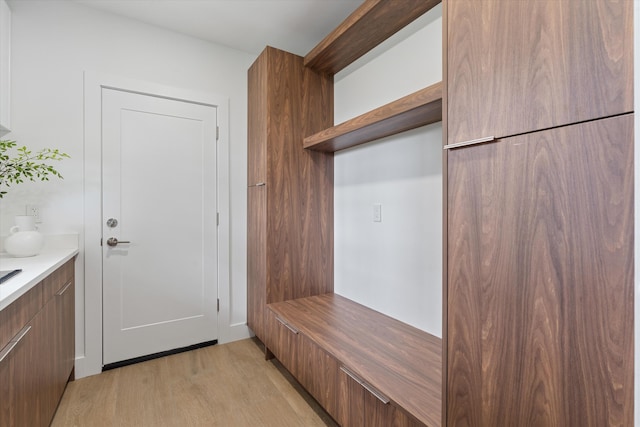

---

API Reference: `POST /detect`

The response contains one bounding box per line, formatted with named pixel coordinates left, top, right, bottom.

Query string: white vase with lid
left=4, top=215, right=44, bottom=257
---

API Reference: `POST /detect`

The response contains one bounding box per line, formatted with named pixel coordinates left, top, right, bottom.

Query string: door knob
left=106, top=237, right=131, bottom=247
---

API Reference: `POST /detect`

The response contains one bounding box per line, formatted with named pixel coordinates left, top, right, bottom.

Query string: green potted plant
left=0, top=139, right=69, bottom=198
left=0, top=140, right=70, bottom=256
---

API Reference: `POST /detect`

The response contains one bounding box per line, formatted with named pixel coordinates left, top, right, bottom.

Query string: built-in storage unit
left=0, top=258, right=76, bottom=427
left=444, top=1, right=634, bottom=425
left=247, top=46, right=334, bottom=345
left=268, top=294, right=441, bottom=427
left=249, top=0, right=633, bottom=426
left=0, top=0, right=11, bottom=135
left=247, top=1, right=442, bottom=426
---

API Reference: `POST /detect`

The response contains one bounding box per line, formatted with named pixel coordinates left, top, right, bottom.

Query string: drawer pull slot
left=444, top=135, right=496, bottom=150
left=0, top=326, right=32, bottom=364
left=340, top=366, right=390, bottom=404
left=56, top=281, right=73, bottom=296
left=275, top=316, right=299, bottom=335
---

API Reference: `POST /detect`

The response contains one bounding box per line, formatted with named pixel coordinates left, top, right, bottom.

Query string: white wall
left=333, top=5, right=442, bottom=336
left=2, top=0, right=255, bottom=377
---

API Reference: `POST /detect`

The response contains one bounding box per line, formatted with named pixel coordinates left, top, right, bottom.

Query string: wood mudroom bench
left=266, top=293, right=441, bottom=427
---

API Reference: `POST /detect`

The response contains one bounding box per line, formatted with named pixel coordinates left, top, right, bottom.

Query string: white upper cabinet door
left=0, top=0, right=10, bottom=135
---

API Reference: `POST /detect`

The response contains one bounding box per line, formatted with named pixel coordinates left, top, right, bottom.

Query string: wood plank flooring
left=51, top=338, right=338, bottom=427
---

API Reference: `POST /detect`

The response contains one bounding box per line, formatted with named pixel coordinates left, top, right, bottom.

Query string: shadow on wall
left=334, top=122, right=442, bottom=186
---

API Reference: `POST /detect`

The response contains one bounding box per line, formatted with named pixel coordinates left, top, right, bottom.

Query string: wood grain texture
left=304, top=82, right=443, bottom=152
left=52, top=339, right=338, bottom=427
left=247, top=46, right=334, bottom=344
left=299, top=333, right=340, bottom=420
left=9, top=302, right=55, bottom=427
left=54, top=280, right=75, bottom=411
left=269, top=293, right=442, bottom=427
left=261, top=47, right=334, bottom=303
left=247, top=49, right=267, bottom=186
left=0, top=282, right=42, bottom=351
left=339, top=371, right=365, bottom=427
left=446, top=115, right=634, bottom=426
left=447, top=0, right=633, bottom=145
left=247, top=186, right=267, bottom=341
left=440, top=1, right=449, bottom=425
left=265, top=309, right=301, bottom=379
left=304, top=0, right=441, bottom=74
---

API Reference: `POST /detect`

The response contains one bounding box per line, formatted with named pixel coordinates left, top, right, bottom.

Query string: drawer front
left=42, top=259, right=74, bottom=304
left=266, top=309, right=301, bottom=377
left=0, top=284, right=42, bottom=350
left=298, top=334, right=340, bottom=421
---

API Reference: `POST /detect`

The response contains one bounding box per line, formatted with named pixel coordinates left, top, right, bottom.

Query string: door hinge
left=216, top=126, right=220, bottom=141
left=217, top=298, right=220, bottom=312
left=216, top=212, right=220, bottom=226
left=100, top=238, right=103, bottom=246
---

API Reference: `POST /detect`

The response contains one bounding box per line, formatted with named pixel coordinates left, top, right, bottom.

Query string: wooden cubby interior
left=260, top=0, right=444, bottom=426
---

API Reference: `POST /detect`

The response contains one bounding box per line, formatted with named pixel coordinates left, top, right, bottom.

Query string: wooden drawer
left=298, top=334, right=341, bottom=421
left=1, top=259, right=75, bottom=350
left=0, top=283, right=42, bottom=350
left=339, top=365, right=423, bottom=427
left=42, top=259, right=74, bottom=305
left=266, top=308, right=301, bottom=378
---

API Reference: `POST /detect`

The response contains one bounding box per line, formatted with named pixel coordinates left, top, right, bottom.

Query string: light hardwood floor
left=52, top=338, right=338, bottom=427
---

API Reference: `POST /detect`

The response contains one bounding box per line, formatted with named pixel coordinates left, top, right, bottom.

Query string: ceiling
left=72, top=0, right=363, bottom=56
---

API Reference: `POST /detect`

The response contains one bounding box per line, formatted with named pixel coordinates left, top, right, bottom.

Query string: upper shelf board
left=304, top=0, right=441, bottom=75
left=304, top=81, right=442, bottom=152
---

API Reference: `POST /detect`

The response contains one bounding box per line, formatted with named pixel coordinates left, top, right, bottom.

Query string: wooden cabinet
left=268, top=294, right=441, bottom=426
left=0, top=0, right=10, bottom=134
left=246, top=46, right=334, bottom=344
left=446, top=0, right=633, bottom=145
left=445, top=1, right=634, bottom=425
left=0, top=259, right=76, bottom=427
left=446, top=116, right=634, bottom=426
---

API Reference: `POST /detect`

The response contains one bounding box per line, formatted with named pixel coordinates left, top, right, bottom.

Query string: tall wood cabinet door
left=247, top=186, right=267, bottom=340
left=247, top=48, right=267, bottom=186
left=446, top=115, right=633, bottom=426
left=447, top=0, right=633, bottom=145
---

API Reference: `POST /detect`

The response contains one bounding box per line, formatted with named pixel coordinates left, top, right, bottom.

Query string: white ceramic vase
left=5, top=215, right=44, bottom=257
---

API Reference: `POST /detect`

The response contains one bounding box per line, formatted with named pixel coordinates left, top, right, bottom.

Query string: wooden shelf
left=268, top=293, right=442, bottom=427
left=304, top=0, right=441, bottom=75
left=304, top=81, right=442, bottom=152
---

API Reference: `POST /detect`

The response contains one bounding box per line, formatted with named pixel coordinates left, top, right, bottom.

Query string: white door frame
left=80, top=72, right=231, bottom=378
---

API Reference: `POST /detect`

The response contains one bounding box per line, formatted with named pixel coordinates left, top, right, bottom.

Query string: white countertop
left=0, top=243, right=78, bottom=311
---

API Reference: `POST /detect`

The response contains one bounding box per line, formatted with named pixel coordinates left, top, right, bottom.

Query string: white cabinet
left=0, top=0, right=10, bottom=135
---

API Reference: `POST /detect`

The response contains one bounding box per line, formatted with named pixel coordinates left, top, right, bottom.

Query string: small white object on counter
left=0, top=234, right=79, bottom=311
left=4, top=215, right=45, bottom=257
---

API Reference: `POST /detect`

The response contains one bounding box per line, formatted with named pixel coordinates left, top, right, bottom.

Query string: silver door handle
left=107, top=237, right=131, bottom=247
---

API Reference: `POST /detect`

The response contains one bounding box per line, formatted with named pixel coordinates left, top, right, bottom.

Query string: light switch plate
left=373, top=204, right=382, bottom=222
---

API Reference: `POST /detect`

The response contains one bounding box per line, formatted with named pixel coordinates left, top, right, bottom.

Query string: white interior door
left=102, top=88, right=218, bottom=365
